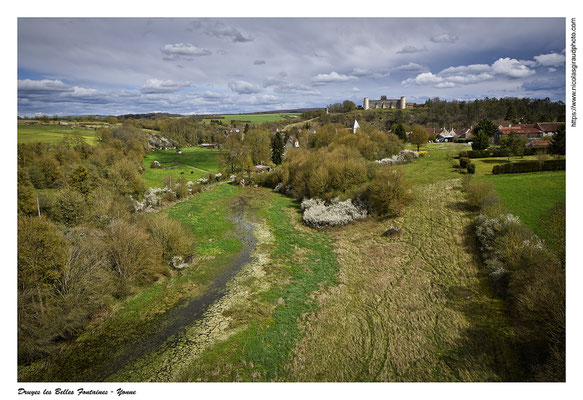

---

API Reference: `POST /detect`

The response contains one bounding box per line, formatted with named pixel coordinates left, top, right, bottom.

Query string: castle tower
left=363, top=97, right=369, bottom=110
left=400, top=96, right=406, bottom=110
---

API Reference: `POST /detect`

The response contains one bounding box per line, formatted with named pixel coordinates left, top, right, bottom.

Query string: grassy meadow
left=483, top=171, right=565, bottom=239
left=201, top=113, right=301, bottom=125
left=18, top=123, right=100, bottom=145
left=404, top=143, right=565, bottom=239
left=142, top=147, right=221, bottom=188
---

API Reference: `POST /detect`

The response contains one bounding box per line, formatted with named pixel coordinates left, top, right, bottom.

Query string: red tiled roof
left=529, top=140, right=552, bottom=147
left=425, top=128, right=440, bottom=134
left=499, top=127, right=543, bottom=135
left=536, top=122, right=561, bottom=132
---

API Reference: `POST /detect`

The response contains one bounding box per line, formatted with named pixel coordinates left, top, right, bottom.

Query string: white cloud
left=352, top=87, right=360, bottom=92
left=402, top=57, right=533, bottom=88
left=436, top=82, right=456, bottom=88
left=548, top=67, right=557, bottom=72
left=228, top=80, right=261, bottom=94
left=534, top=52, right=565, bottom=67
left=70, top=86, right=100, bottom=98
left=311, top=71, right=356, bottom=85
left=491, top=57, right=535, bottom=78
left=18, top=79, right=73, bottom=93
left=439, top=64, right=491, bottom=76
left=396, top=45, right=427, bottom=54
left=161, top=43, right=212, bottom=60
left=393, top=62, right=425, bottom=72
left=201, top=91, right=225, bottom=100
left=519, top=59, right=538, bottom=67
left=430, top=33, right=458, bottom=43
left=141, top=79, right=191, bottom=93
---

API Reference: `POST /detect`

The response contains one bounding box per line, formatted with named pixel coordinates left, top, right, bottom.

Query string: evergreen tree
left=471, top=129, right=490, bottom=150
left=271, top=131, right=284, bottom=165
left=472, top=118, right=498, bottom=137
left=393, top=123, right=407, bottom=142
left=505, top=104, right=518, bottom=123
left=550, top=124, right=566, bottom=156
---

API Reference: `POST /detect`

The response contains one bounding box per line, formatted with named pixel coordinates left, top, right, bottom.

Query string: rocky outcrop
left=146, top=134, right=178, bottom=150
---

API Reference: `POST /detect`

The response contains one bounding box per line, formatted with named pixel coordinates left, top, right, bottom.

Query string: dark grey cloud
left=140, top=79, right=191, bottom=94
left=161, top=43, right=212, bottom=60
left=396, top=45, right=428, bottom=54
left=18, top=79, right=74, bottom=94
left=194, top=20, right=253, bottom=42
left=253, top=59, right=266, bottom=65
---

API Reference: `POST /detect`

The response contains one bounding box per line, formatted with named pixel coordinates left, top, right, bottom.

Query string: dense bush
left=142, top=213, right=193, bottom=264
left=102, top=219, right=165, bottom=283
left=492, top=159, right=565, bottom=174
left=464, top=180, right=498, bottom=209
left=459, top=157, right=470, bottom=168
left=365, top=166, right=412, bottom=216
left=275, top=145, right=369, bottom=201
left=466, top=162, right=476, bottom=174
left=301, top=197, right=367, bottom=227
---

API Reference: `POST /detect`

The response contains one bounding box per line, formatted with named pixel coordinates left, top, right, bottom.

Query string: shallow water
left=97, top=201, right=257, bottom=380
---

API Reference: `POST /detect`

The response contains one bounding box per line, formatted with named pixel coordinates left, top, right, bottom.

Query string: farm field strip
left=142, top=147, right=221, bottom=188
left=18, top=124, right=99, bottom=145
left=201, top=113, right=302, bottom=125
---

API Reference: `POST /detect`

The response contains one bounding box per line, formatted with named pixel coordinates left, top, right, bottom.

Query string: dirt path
left=101, top=198, right=267, bottom=381
left=288, top=179, right=519, bottom=381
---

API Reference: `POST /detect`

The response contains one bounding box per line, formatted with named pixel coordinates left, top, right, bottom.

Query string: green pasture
left=484, top=171, right=565, bottom=239
left=401, top=142, right=470, bottom=185
left=142, top=147, right=221, bottom=188
left=18, top=124, right=99, bottom=145
left=401, top=143, right=565, bottom=239
left=201, top=113, right=302, bottom=125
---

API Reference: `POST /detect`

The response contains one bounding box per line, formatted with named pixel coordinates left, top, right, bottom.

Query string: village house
left=494, top=123, right=545, bottom=143
left=526, top=139, right=552, bottom=148
left=286, top=135, right=300, bottom=149
left=436, top=127, right=457, bottom=142
left=535, top=122, right=561, bottom=136
left=455, top=128, right=472, bottom=140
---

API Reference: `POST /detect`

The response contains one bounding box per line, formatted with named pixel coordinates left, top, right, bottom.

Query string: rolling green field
left=201, top=113, right=301, bottom=125
left=18, top=124, right=100, bottom=145
left=142, top=147, right=221, bottom=188
left=484, top=171, right=565, bottom=239
left=402, top=143, right=565, bottom=240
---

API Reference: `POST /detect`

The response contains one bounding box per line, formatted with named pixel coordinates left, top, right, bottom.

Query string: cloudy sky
left=17, top=18, right=566, bottom=116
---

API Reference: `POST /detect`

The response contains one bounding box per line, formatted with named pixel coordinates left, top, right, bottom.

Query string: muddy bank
left=97, top=197, right=257, bottom=381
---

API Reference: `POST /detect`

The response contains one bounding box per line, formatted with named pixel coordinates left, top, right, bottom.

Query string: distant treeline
left=305, top=97, right=565, bottom=132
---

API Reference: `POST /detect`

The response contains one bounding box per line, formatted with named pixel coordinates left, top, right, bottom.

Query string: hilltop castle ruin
left=363, top=96, right=406, bottom=110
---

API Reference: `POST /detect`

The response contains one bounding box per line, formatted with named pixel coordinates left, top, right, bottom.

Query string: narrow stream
left=97, top=199, right=257, bottom=380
